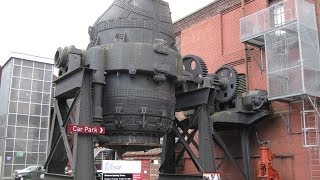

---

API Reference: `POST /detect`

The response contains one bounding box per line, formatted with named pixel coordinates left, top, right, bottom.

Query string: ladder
left=302, top=96, right=319, bottom=147
left=309, top=148, right=320, bottom=180
left=301, top=95, right=320, bottom=179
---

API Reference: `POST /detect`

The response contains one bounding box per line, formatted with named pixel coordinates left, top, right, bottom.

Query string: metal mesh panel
left=252, top=0, right=320, bottom=100
left=299, top=24, right=320, bottom=70
left=265, top=24, right=300, bottom=73
left=268, top=66, right=303, bottom=99
left=304, top=68, right=320, bottom=98
left=240, top=0, right=297, bottom=42
left=297, top=0, right=317, bottom=29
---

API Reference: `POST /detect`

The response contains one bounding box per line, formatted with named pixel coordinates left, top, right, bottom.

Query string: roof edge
left=3, top=52, right=54, bottom=66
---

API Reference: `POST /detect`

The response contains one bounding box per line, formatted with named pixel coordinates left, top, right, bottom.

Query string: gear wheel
left=214, top=65, right=239, bottom=103
left=182, top=55, right=208, bottom=81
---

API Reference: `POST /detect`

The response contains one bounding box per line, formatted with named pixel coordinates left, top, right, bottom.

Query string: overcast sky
left=0, top=0, right=214, bottom=65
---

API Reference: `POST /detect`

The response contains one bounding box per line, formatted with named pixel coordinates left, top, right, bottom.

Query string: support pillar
left=241, top=127, right=252, bottom=180
left=73, top=70, right=95, bottom=180
left=198, top=104, right=216, bottom=172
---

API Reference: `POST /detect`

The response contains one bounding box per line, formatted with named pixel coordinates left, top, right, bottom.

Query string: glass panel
left=11, top=77, right=20, bottom=89
left=16, top=127, right=28, bottom=139
left=6, top=139, right=14, bottom=151
left=38, top=153, right=47, bottom=164
left=42, top=105, right=49, bottom=116
left=5, top=152, right=13, bottom=164
left=30, top=104, right=41, bottom=115
left=3, top=165, right=12, bottom=177
left=34, top=62, right=45, bottom=69
left=41, top=117, right=49, bottom=128
left=13, top=65, right=21, bottom=77
left=26, top=153, right=38, bottom=164
left=32, top=80, right=43, bottom=92
left=21, top=67, right=33, bottom=79
left=14, top=58, right=22, bottom=65
left=14, top=152, right=26, bottom=164
left=18, top=102, right=29, bottom=114
left=8, top=114, right=16, bottom=126
left=44, top=70, right=52, bottom=81
left=31, top=92, right=42, bottom=104
left=19, top=90, right=31, bottom=102
left=43, top=82, right=51, bottom=93
left=6, top=126, right=15, bottom=138
left=15, top=139, right=27, bottom=151
left=9, top=101, right=17, bottom=113
left=27, top=140, right=39, bottom=152
left=28, top=128, right=39, bottom=140
left=42, top=93, right=50, bottom=104
left=17, top=115, right=29, bottom=126
left=22, top=60, right=33, bottom=67
left=20, top=79, right=32, bottom=90
left=39, top=141, right=47, bottom=152
left=29, top=116, right=40, bottom=128
left=45, top=64, right=52, bottom=70
left=33, top=69, right=44, bottom=80
left=10, top=89, right=18, bottom=101
left=40, top=129, right=48, bottom=140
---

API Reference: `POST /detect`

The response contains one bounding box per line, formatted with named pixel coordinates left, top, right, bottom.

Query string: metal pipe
left=241, top=0, right=249, bottom=92
left=85, top=47, right=106, bottom=124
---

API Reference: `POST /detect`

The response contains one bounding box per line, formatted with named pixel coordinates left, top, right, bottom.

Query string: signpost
left=67, top=124, right=106, bottom=135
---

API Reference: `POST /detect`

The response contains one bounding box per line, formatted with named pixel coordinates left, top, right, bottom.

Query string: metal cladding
left=88, top=0, right=181, bottom=151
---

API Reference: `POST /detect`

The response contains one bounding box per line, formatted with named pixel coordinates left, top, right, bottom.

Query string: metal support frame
left=160, top=87, right=253, bottom=179
left=45, top=68, right=95, bottom=180
left=212, top=128, right=245, bottom=177
left=160, top=88, right=216, bottom=179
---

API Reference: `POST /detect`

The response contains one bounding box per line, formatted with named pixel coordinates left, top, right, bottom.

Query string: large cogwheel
left=182, top=55, right=208, bottom=81
left=214, top=65, right=239, bottom=103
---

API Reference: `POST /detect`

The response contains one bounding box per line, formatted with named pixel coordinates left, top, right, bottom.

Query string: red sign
left=67, top=124, right=106, bottom=135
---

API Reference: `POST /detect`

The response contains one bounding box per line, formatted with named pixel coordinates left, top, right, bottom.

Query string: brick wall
left=174, top=0, right=315, bottom=179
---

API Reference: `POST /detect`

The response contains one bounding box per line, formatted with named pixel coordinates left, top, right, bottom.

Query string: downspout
left=241, top=0, right=249, bottom=92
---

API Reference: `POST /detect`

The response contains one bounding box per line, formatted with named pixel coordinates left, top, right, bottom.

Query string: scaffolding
left=241, top=0, right=320, bottom=179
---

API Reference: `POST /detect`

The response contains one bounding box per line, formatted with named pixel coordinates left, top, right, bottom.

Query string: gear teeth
left=182, top=55, right=208, bottom=80
left=198, top=60, right=208, bottom=77
left=214, top=65, right=239, bottom=103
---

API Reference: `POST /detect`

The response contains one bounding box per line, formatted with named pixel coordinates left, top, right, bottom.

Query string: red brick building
left=174, top=0, right=318, bottom=179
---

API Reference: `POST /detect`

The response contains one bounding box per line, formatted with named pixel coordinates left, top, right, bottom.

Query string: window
left=273, top=3, right=286, bottom=35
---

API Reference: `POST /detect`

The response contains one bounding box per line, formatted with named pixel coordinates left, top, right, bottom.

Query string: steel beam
left=241, top=128, right=252, bottom=180
left=173, top=127, right=203, bottom=172
left=198, top=104, right=216, bottom=172
left=212, top=127, right=245, bottom=177
left=176, top=88, right=210, bottom=111
left=72, top=70, right=95, bottom=180
left=160, top=130, right=176, bottom=174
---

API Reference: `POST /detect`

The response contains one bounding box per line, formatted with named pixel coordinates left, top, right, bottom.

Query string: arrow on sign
left=67, top=124, right=106, bottom=135
left=100, top=127, right=104, bottom=133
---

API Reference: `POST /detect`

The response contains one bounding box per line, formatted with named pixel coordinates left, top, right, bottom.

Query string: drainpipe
left=241, top=0, right=249, bottom=92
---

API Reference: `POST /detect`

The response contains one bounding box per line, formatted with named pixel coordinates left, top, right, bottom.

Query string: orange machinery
left=258, top=145, right=280, bottom=180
